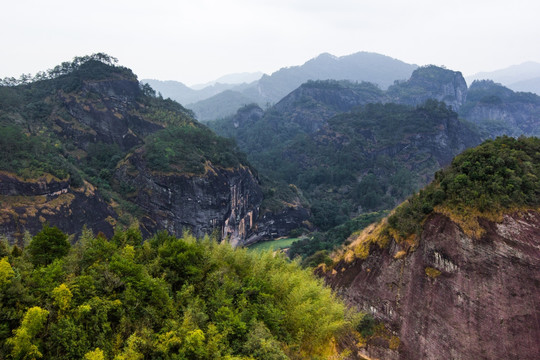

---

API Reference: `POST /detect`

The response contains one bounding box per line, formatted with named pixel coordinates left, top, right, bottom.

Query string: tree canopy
left=0, top=228, right=350, bottom=359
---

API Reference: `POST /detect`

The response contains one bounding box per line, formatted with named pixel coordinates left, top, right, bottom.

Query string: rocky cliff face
left=324, top=211, right=540, bottom=360
left=0, top=58, right=267, bottom=244
left=114, top=150, right=263, bottom=246
left=231, top=104, right=264, bottom=129
left=55, top=79, right=163, bottom=150
left=244, top=206, right=311, bottom=245
left=459, top=80, right=540, bottom=137
left=388, top=65, right=468, bottom=111
left=0, top=172, right=115, bottom=243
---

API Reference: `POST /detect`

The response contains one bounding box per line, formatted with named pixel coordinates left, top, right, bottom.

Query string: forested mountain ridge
left=459, top=79, right=540, bottom=137
left=209, top=67, right=482, bottom=238
left=0, top=55, right=262, bottom=245
left=322, top=136, right=540, bottom=359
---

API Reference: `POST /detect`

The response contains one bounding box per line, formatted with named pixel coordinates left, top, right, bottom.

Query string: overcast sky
left=1, top=0, right=539, bottom=85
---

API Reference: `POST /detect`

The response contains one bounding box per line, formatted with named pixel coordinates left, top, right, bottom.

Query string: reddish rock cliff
left=325, top=211, right=540, bottom=360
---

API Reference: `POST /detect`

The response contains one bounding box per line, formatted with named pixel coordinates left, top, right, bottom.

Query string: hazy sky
left=2, top=0, right=539, bottom=85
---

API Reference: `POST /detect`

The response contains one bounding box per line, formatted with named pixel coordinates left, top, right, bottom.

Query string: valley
left=1, top=52, right=539, bottom=359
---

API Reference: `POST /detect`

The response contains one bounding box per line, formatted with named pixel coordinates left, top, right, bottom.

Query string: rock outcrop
left=459, top=80, right=540, bottom=137
left=115, top=150, right=263, bottom=246
left=388, top=65, right=468, bottom=111
left=0, top=172, right=115, bottom=243
left=324, top=211, right=540, bottom=360
left=245, top=206, right=311, bottom=245
left=0, top=58, right=265, bottom=244
left=55, top=78, right=163, bottom=150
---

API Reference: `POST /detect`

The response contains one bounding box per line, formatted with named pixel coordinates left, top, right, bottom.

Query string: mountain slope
left=459, top=80, right=540, bottom=137
left=187, top=90, right=257, bottom=122
left=242, top=52, right=417, bottom=104
left=0, top=55, right=262, bottom=245
left=322, top=136, right=540, bottom=360
left=209, top=67, right=480, bottom=234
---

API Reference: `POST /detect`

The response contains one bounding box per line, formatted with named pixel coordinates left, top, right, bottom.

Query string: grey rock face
left=459, top=81, right=540, bottom=137
left=388, top=66, right=468, bottom=111
left=0, top=173, right=115, bottom=243
left=115, top=150, right=263, bottom=246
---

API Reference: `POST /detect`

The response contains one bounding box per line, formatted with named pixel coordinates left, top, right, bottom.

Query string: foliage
left=27, top=224, right=71, bottom=267
left=458, top=80, right=540, bottom=137
left=288, top=211, right=387, bottom=263
left=0, top=54, right=254, bottom=234
left=6, top=306, right=49, bottom=359
left=144, top=125, right=249, bottom=174
left=0, top=257, right=15, bottom=286
left=247, top=238, right=300, bottom=252
left=0, top=126, right=74, bottom=180
left=0, top=228, right=349, bottom=359
left=387, top=136, right=540, bottom=239
left=0, top=53, right=124, bottom=87
left=211, top=96, right=466, bottom=229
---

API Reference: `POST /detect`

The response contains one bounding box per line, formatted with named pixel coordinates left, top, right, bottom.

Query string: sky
left=1, top=0, right=539, bottom=86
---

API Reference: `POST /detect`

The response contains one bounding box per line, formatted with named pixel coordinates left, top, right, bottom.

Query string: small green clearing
left=247, top=237, right=300, bottom=252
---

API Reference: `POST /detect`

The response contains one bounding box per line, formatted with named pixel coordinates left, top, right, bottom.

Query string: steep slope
left=322, top=136, right=540, bottom=360
left=387, top=65, right=468, bottom=110
left=459, top=80, right=540, bottom=137
left=0, top=55, right=262, bottom=245
left=210, top=66, right=470, bottom=148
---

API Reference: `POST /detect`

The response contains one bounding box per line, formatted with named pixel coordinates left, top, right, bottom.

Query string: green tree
left=7, top=306, right=49, bottom=359
left=27, top=224, right=70, bottom=266
left=0, top=257, right=15, bottom=286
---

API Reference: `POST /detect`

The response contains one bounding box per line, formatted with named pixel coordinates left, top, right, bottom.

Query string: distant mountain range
left=466, top=61, right=540, bottom=95
left=190, top=71, right=263, bottom=89
left=145, top=51, right=418, bottom=121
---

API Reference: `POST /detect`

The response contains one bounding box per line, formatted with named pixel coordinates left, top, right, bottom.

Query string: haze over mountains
left=145, top=51, right=418, bottom=121
left=1, top=52, right=540, bottom=360
left=466, top=61, right=540, bottom=95
left=146, top=52, right=540, bottom=123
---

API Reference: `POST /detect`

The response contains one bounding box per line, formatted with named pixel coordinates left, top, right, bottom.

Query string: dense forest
left=212, top=97, right=478, bottom=232
left=0, top=226, right=356, bottom=360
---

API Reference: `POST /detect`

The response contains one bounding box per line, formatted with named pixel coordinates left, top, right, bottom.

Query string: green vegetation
left=144, top=125, right=248, bottom=174
left=211, top=86, right=474, bottom=241
left=289, top=211, right=387, bottom=265
left=0, top=126, right=76, bottom=180
left=386, top=65, right=459, bottom=102
left=270, top=101, right=460, bottom=224
left=27, top=224, right=71, bottom=267
left=387, top=136, right=540, bottom=240
left=247, top=238, right=300, bottom=252
left=459, top=80, right=540, bottom=137
left=0, top=227, right=349, bottom=359
left=0, top=54, right=252, bottom=229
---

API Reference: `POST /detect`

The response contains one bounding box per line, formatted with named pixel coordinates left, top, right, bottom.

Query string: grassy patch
left=247, top=238, right=300, bottom=252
